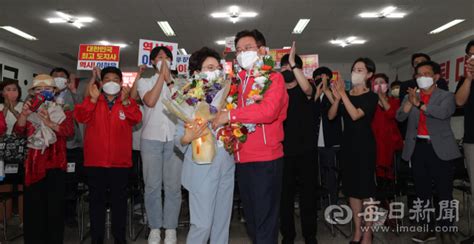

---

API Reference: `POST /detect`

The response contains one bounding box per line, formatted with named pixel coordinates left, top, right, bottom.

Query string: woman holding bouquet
left=175, top=47, right=235, bottom=244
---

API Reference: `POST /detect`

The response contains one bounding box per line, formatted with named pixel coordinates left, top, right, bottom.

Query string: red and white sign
left=301, top=54, right=319, bottom=79
left=138, top=39, right=178, bottom=70
left=77, top=44, right=120, bottom=70
left=122, top=72, right=138, bottom=87
left=176, top=54, right=191, bottom=76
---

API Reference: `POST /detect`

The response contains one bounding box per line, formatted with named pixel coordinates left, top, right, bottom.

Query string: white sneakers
left=148, top=229, right=161, bottom=244
left=164, top=229, right=177, bottom=244
left=148, top=229, right=177, bottom=244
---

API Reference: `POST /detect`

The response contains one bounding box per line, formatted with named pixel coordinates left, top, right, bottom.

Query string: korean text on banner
left=77, top=44, right=120, bottom=70
left=138, top=39, right=178, bottom=70
left=176, top=54, right=191, bottom=76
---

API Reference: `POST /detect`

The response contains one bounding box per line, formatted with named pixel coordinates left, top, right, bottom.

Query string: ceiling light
left=429, top=19, right=465, bottom=34
left=179, top=48, right=188, bottom=55
left=211, top=5, right=258, bottom=23
left=359, top=6, right=406, bottom=19
left=0, top=26, right=37, bottom=40
left=99, top=40, right=127, bottom=48
left=330, top=37, right=366, bottom=47
left=157, top=21, right=176, bottom=36
left=292, top=19, right=310, bottom=34
left=283, top=46, right=291, bottom=49
left=46, top=11, right=94, bottom=28
left=216, top=40, right=226, bottom=45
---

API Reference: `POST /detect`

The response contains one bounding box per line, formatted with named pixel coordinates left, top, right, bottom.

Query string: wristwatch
left=290, top=64, right=297, bottom=70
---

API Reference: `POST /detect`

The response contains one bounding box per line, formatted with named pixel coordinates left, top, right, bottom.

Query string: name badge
left=67, top=162, right=76, bottom=173
left=5, top=164, right=19, bottom=174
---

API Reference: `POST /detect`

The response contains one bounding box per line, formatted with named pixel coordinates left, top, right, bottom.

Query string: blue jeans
left=141, top=139, right=182, bottom=229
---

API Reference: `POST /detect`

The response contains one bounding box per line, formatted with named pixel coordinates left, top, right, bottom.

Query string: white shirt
left=137, top=74, right=177, bottom=142
left=317, top=94, right=325, bottom=147
left=0, top=102, right=23, bottom=135
left=132, top=105, right=145, bottom=150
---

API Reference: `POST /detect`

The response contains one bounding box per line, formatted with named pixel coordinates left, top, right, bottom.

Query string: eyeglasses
left=236, top=45, right=258, bottom=54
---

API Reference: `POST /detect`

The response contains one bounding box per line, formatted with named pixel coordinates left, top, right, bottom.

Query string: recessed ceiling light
left=0, top=26, right=37, bottom=40
left=359, top=6, right=406, bottom=18
left=211, top=5, right=258, bottom=23
left=46, top=11, right=94, bottom=29
left=99, top=40, right=127, bottom=48
left=429, top=19, right=465, bottom=34
left=216, top=40, right=226, bottom=45
left=157, top=21, right=176, bottom=36
left=179, top=48, right=188, bottom=55
left=330, top=37, right=366, bottom=47
left=292, top=19, right=310, bottom=34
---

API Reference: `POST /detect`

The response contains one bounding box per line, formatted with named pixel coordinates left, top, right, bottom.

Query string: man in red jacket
left=213, top=29, right=289, bottom=244
left=74, top=67, right=142, bottom=244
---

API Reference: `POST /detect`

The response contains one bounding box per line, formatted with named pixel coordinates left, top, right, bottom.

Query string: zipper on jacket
left=262, top=124, right=267, bottom=145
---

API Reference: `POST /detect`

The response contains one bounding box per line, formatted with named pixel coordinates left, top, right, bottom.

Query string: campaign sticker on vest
left=119, top=110, right=126, bottom=120
left=5, top=164, right=19, bottom=174
left=67, top=162, right=76, bottom=173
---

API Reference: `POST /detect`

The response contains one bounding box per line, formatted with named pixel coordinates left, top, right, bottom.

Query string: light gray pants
left=141, top=139, right=183, bottom=229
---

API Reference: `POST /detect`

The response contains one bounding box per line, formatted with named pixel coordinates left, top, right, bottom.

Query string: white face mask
left=202, top=70, right=221, bottom=81
left=391, top=88, right=400, bottom=97
left=54, top=77, right=68, bottom=90
left=237, top=51, right=259, bottom=70
left=351, top=72, right=366, bottom=86
left=102, top=82, right=121, bottom=95
left=416, top=76, right=434, bottom=89
left=156, top=60, right=171, bottom=71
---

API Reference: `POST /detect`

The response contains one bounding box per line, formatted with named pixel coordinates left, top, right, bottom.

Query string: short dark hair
left=351, top=57, right=376, bottom=74
left=415, top=60, right=441, bottom=75
left=390, top=80, right=401, bottom=88
left=312, top=66, right=333, bottom=80
left=50, top=67, right=70, bottom=79
left=188, top=47, right=221, bottom=75
left=0, top=78, right=22, bottom=103
left=411, top=53, right=431, bottom=67
left=280, top=54, right=303, bottom=69
left=101, top=67, right=123, bottom=81
left=351, top=57, right=376, bottom=88
left=234, top=29, right=266, bottom=48
left=372, top=73, right=389, bottom=83
left=150, top=46, right=173, bottom=61
left=466, top=40, right=474, bottom=54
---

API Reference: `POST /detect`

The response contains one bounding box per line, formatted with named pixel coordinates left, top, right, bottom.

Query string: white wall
left=0, top=52, right=54, bottom=99
left=394, top=42, right=469, bottom=92
left=0, top=39, right=73, bottom=100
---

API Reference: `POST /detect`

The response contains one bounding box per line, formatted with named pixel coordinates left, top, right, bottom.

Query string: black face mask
left=282, top=70, right=295, bottom=83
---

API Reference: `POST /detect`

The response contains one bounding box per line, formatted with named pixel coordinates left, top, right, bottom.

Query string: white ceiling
left=0, top=0, right=473, bottom=70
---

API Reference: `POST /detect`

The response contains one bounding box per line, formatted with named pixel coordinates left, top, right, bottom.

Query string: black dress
left=339, top=91, right=378, bottom=199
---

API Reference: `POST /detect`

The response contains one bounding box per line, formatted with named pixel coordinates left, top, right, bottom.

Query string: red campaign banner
left=78, top=45, right=120, bottom=61
left=77, top=44, right=120, bottom=70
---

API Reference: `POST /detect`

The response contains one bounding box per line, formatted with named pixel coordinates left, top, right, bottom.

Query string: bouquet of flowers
left=217, top=55, right=275, bottom=154
left=163, top=73, right=231, bottom=164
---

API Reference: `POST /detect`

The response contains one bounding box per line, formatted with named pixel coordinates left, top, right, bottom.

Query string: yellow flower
left=233, top=128, right=243, bottom=137
left=226, top=103, right=235, bottom=110
left=248, top=89, right=261, bottom=97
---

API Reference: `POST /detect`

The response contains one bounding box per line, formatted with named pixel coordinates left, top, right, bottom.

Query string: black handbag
left=0, top=134, right=27, bottom=163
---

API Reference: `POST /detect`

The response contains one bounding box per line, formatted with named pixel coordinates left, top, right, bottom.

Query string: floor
left=2, top=199, right=473, bottom=244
